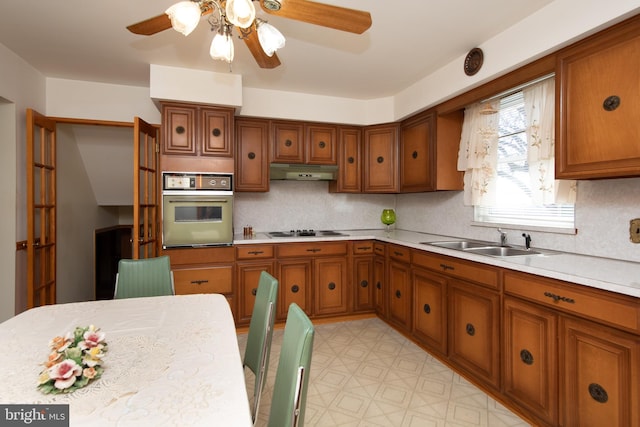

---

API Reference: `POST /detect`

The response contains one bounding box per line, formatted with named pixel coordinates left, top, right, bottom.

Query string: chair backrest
left=268, top=303, right=315, bottom=427
left=243, top=271, right=278, bottom=424
left=114, top=256, right=174, bottom=299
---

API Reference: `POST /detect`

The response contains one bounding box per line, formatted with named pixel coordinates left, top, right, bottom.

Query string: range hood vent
left=270, top=163, right=338, bottom=181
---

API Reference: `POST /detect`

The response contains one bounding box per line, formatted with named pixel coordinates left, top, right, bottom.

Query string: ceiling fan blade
left=242, top=30, right=282, bottom=69
left=260, top=0, right=372, bottom=34
left=127, top=13, right=173, bottom=35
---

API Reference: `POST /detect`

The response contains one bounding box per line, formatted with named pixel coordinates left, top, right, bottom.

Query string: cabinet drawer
left=504, top=271, right=640, bottom=334
left=388, top=245, right=411, bottom=263
left=373, top=243, right=386, bottom=256
left=236, top=244, right=274, bottom=260
left=163, top=246, right=235, bottom=265
left=413, top=250, right=499, bottom=290
left=353, top=241, right=374, bottom=255
left=173, top=266, right=233, bottom=295
left=276, top=242, right=348, bottom=258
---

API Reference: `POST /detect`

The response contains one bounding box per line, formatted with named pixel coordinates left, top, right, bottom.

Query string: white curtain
left=457, top=100, right=500, bottom=206
left=522, top=79, right=577, bottom=205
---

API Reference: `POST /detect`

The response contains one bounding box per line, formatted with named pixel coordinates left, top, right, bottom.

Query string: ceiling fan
left=127, top=0, right=372, bottom=69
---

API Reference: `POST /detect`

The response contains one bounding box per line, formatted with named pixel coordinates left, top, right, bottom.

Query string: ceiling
left=0, top=0, right=554, bottom=100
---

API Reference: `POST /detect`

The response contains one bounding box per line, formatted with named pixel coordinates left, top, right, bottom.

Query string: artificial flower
left=48, top=359, right=83, bottom=390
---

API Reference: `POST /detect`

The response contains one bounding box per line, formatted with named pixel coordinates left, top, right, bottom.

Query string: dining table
left=0, top=294, right=252, bottom=426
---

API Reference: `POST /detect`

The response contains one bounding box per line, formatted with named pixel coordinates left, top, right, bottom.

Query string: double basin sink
left=422, top=240, right=543, bottom=257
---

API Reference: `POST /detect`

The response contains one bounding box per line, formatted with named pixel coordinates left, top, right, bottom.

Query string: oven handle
left=167, top=199, right=230, bottom=203
left=163, top=190, right=233, bottom=197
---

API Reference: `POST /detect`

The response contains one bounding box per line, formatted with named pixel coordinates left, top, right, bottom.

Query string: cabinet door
left=353, top=256, right=374, bottom=312
left=200, top=107, right=233, bottom=157
left=448, top=279, right=500, bottom=388
left=363, top=124, right=399, bottom=193
left=556, top=17, right=640, bottom=179
left=162, top=103, right=196, bottom=155
left=330, top=126, right=361, bottom=193
left=271, top=120, right=304, bottom=163
left=388, top=260, right=411, bottom=330
left=400, top=111, right=434, bottom=192
left=277, top=260, right=311, bottom=319
left=412, top=268, right=447, bottom=355
left=374, top=255, right=386, bottom=318
left=236, top=261, right=275, bottom=325
left=314, top=257, right=348, bottom=316
left=305, top=124, right=337, bottom=164
left=235, top=118, right=269, bottom=192
left=503, top=297, right=558, bottom=426
left=561, top=316, right=640, bottom=427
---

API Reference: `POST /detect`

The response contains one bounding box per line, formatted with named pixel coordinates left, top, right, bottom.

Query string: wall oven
left=162, top=172, right=233, bottom=248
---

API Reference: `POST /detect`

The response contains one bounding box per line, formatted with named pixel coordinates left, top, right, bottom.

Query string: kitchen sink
left=422, top=240, right=542, bottom=257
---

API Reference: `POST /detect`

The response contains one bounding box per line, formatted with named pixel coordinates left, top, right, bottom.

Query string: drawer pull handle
left=248, top=250, right=264, bottom=255
left=251, top=288, right=257, bottom=296
left=543, top=292, right=575, bottom=304
left=466, top=323, right=475, bottom=336
left=328, top=282, right=336, bottom=290
left=423, top=303, right=431, bottom=314
left=357, top=246, right=372, bottom=251
left=306, top=248, right=321, bottom=253
left=393, top=251, right=404, bottom=257
left=291, top=285, right=300, bottom=293
left=376, top=281, right=381, bottom=290
left=439, top=263, right=454, bottom=271
left=589, top=383, right=608, bottom=403
left=191, top=280, right=209, bottom=285
left=520, top=349, right=534, bottom=365
left=360, top=280, right=368, bottom=288
left=602, top=95, right=620, bottom=112
left=395, top=290, right=401, bottom=299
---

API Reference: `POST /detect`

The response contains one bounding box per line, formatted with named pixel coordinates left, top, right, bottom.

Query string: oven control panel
left=163, top=172, right=232, bottom=191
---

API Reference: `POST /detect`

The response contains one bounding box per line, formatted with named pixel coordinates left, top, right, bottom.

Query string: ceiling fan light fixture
left=209, top=26, right=235, bottom=63
left=225, top=0, right=256, bottom=29
left=165, top=1, right=202, bottom=36
left=256, top=18, right=285, bottom=57
left=262, top=0, right=282, bottom=11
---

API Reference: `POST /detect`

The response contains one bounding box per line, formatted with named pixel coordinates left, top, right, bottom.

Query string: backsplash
left=233, top=177, right=640, bottom=263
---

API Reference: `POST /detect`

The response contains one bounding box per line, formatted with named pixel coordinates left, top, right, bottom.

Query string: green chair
left=113, top=256, right=174, bottom=299
left=243, top=271, right=278, bottom=425
left=268, top=303, right=315, bottom=427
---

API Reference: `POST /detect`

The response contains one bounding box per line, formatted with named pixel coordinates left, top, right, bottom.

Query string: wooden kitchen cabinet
left=448, top=279, right=500, bottom=389
left=235, top=118, right=269, bottom=192
left=412, top=267, right=447, bottom=356
left=270, top=120, right=337, bottom=165
left=329, top=126, right=362, bottom=193
left=400, top=110, right=434, bottom=192
left=352, top=241, right=375, bottom=312
left=387, top=244, right=411, bottom=331
left=235, top=244, right=275, bottom=324
left=556, top=14, right=640, bottom=179
left=314, top=256, right=348, bottom=316
left=363, top=123, right=400, bottom=193
left=306, top=124, right=337, bottom=164
left=373, top=243, right=387, bottom=318
left=503, top=296, right=558, bottom=426
left=277, top=260, right=312, bottom=320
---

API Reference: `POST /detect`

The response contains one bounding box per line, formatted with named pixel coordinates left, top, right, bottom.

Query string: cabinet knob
left=328, top=282, right=336, bottom=290
left=291, top=284, right=300, bottom=293
left=376, top=281, right=381, bottom=290
left=602, top=95, right=620, bottom=112
left=465, top=323, right=475, bottom=336
left=212, top=127, right=221, bottom=137
left=412, top=150, right=418, bottom=159
left=423, top=303, right=431, bottom=314
left=360, top=280, right=368, bottom=288
left=347, top=156, right=355, bottom=164
left=318, top=141, right=326, bottom=148
left=247, top=152, right=256, bottom=160
left=520, top=349, right=534, bottom=365
left=175, top=125, right=185, bottom=135
left=588, top=383, right=608, bottom=403
left=395, top=290, right=401, bottom=298
left=377, top=156, right=384, bottom=164
left=285, top=139, right=293, bottom=147
left=251, top=288, right=257, bottom=296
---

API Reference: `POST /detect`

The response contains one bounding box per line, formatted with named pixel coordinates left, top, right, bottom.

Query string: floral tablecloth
left=0, top=294, right=252, bottom=426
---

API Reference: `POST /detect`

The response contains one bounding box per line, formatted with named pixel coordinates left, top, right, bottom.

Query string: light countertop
left=234, top=229, right=640, bottom=299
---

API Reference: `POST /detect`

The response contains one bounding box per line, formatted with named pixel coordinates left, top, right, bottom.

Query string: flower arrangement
left=37, top=325, right=107, bottom=394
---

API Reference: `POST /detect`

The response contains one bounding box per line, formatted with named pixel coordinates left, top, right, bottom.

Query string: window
left=474, top=91, right=575, bottom=231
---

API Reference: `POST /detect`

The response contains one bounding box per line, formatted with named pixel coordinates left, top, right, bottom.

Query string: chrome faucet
left=522, top=233, right=532, bottom=250
left=497, top=228, right=507, bottom=246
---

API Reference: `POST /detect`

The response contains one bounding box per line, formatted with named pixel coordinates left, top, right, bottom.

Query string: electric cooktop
left=267, top=230, right=348, bottom=238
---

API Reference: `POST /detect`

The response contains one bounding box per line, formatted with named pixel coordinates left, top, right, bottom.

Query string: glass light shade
left=165, top=1, right=202, bottom=36
left=209, top=30, right=234, bottom=63
left=225, top=0, right=256, bottom=29
left=257, top=20, right=285, bottom=56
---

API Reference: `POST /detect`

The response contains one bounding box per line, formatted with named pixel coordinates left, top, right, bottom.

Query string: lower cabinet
left=388, top=245, right=412, bottom=331
left=373, top=243, right=387, bottom=318
left=314, top=257, right=349, bottom=316
left=412, top=267, right=447, bottom=356
left=277, top=260, right=312, bottom=320
left=352, top=241, right=375, bottom=312
left=448, top=279, right=501, bottom=389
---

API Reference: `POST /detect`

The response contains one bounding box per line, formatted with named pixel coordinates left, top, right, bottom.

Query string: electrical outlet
left=630, top=218, right=640, bottom=244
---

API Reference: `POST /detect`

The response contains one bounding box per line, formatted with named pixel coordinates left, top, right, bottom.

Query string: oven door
left=162, top=192, right=233, bottom=248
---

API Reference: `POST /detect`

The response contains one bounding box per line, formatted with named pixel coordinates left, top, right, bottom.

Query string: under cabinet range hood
left=269, top=163, right=338, bottom=181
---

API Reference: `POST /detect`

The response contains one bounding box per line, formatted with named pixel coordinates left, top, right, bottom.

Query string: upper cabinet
left=556, top=15, right=640, bottom=179
left=161, top=101, right=234, bottom=172
left=235, top=118, right=269, bottom=192
left=270, top=120, right=337, bottom=165
left=400, top=111, right=434, bottom=192
left=363, top=123, right=400, bottom=193
left=329, top=126, right=362, bottom=193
